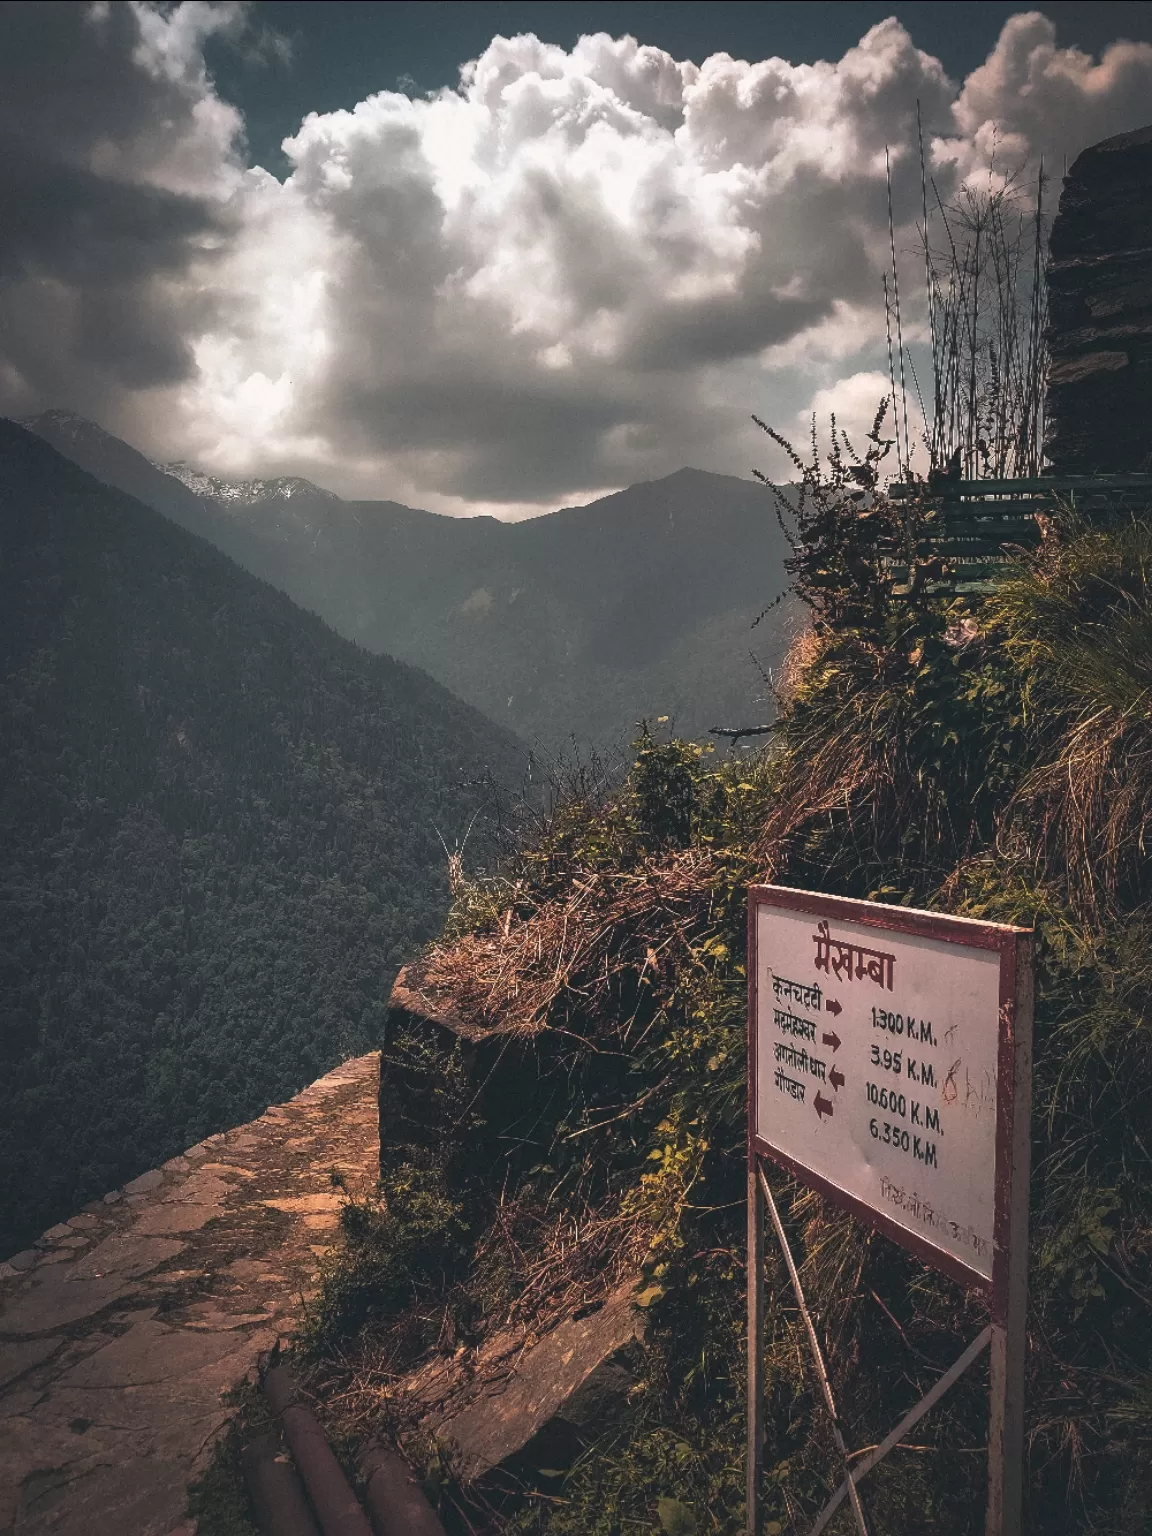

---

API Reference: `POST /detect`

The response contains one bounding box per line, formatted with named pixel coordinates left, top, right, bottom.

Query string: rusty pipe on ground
left=240, top=1432, right=321, bottom=1536
left=264, top=1365, right=374, bottom=1536
left=360, top=1444, right=448, bottom=1536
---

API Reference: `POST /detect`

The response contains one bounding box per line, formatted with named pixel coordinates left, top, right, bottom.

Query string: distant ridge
left=19, top=411, right=798, bottom=752
left=18, top=408, right=224, bottom=541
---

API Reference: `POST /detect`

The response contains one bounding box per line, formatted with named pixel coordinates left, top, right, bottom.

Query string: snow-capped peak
left=158, top=461, right=342, bottom=506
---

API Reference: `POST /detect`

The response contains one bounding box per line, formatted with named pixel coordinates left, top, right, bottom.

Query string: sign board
left=748, top=884, right=1031, bottom=1303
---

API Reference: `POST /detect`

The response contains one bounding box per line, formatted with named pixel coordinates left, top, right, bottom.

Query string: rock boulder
left=1045, top=124, right=1152, bottom=474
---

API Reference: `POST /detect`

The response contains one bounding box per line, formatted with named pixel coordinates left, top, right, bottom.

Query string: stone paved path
left=0, top=1053, right=379, bottom=1536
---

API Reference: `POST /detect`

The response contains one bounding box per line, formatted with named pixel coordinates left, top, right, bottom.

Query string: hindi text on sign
left=812, top=920, right=895, bottom=990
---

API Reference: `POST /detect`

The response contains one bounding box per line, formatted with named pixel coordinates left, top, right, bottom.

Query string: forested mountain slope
left=0, top=420, right=527, bottom=1256
left=338, top=468, right=797, bottom=753
left=21, top=413, right=796, bottom=754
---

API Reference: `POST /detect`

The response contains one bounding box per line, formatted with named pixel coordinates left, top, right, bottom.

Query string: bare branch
left=709, top=725, right=774, bottom=746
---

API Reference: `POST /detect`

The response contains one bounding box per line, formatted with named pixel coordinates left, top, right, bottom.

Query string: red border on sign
left=747, top=884, right=1029, bottom=1314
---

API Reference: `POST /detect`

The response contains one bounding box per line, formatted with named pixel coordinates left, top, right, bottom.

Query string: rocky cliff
left=1045, top=123, right=1152, bottom=474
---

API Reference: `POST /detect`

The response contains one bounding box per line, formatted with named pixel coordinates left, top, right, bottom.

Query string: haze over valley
left=22, top=409, right=796, bottom=755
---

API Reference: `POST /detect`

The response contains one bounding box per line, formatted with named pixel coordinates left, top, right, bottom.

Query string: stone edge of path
left=0, top=1052, right=380, bottom=1536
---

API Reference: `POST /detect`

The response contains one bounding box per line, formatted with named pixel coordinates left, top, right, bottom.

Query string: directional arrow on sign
left=829, top=1066, right=846, bottom=1092
left=814, top=1092, right=834, bottom=1120
left=825, top=998, right=842, bottom=1016
left=822, top=1030, right=841, bottom=1051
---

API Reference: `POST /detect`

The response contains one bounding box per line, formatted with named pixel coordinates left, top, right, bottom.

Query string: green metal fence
left=882, top=474, right=1152, bottom=594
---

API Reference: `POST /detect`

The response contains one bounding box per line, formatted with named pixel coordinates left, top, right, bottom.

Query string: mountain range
left=0, top=419, right=526, bottom=1254
left=22, top=410, right=797, bottom=754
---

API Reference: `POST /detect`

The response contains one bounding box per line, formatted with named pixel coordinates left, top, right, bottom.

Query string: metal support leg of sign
left=987, top=948, right=1034, bottom=1536
left=756, top=1162, right=870, bottom=1536
left=807, top=1324, right=993, bottom=1536
left=746, top=1159, right=1005, bottom=1536
left=746, top=1159, right=764, bottom=1536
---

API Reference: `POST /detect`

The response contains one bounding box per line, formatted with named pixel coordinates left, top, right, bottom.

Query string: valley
left=0, top=420, right=526, bottom=1255
left=23, top=412, right=797, bottom=756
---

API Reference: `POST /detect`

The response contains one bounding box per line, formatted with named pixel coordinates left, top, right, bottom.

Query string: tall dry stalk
left=886, top=119, right=1050, bottom=481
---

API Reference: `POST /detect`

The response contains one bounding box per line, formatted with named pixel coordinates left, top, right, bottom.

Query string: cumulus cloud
left=945, top=11, right=1152, bottom=179
left=797, top=370, right=902, bottom=454
left=2, top=5, right=1151, bottom=513
left=0, top=1, right=249, bottom=416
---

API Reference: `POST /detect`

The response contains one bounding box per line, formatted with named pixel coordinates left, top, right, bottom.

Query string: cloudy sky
left=3, top=2, right=1152, bottom=516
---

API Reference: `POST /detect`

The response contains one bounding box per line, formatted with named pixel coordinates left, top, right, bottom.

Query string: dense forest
left=0, top=420, right=528, bottom=1257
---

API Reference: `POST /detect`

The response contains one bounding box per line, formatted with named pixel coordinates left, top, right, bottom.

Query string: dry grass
left=1018, top=712, right=1152, bottom=918
left=772, top=622, right=823, bottom=708
left=991, top=518, right=1152, bottom=918
left=420, top=849, right=724, bottom=1042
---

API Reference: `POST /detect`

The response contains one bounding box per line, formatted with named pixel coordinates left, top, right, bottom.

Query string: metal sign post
left=745, top=885, right=1033, bottom=1536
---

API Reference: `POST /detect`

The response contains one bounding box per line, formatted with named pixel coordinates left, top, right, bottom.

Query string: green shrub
left=304, top=1161, right=469, bottom=1351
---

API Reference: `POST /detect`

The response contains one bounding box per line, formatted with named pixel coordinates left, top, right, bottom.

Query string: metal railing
left=880, top=474, right=1152, bottom=594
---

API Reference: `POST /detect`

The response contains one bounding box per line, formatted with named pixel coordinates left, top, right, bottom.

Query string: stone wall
left=380, top=962, right=569, bottom=1191
left=1045, top=124, right=1152, bottom=474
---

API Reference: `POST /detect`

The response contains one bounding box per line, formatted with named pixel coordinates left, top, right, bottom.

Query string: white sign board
left=749, top=885, right=1029, bottom=1294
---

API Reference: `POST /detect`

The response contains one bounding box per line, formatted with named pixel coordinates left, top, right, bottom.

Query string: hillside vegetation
left=0, top=421, right=526, bottom=1257
left=287, top=480, right=1152, bottom=1534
